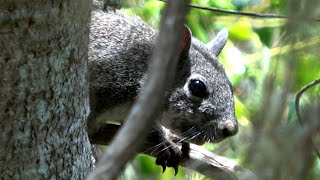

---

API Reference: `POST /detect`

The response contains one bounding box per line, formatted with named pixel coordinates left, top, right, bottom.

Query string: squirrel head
left=161, top=27, right=238, bottom=145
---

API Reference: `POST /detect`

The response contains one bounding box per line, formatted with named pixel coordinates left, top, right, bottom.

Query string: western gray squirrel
left=88, top=9, right=238, bottom=172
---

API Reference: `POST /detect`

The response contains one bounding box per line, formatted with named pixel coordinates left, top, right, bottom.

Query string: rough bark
left=0, top=0, right=92, bottom=179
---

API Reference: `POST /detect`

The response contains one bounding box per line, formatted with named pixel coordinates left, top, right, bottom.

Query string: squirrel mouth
left=189, top=137, right=207, bottom=145
left=187, top=132, right=225, bottom=145
left=177, top=125, right=214, bottom=145
left=177, top=123, right=230, bottom=145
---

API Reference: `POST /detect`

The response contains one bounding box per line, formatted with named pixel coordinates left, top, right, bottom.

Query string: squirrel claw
left=160, top=164, right=167, bottom=173
left=155, top=156, right=167, bottom=173
left=173, top=165, right=179, bottom=176
left=161, top=164, right=166, bottom=173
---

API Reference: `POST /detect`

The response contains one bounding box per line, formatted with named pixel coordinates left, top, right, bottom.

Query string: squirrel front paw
left=154, top=139, right=190, bottom=175
left=146, top=124, right=190, bottom=175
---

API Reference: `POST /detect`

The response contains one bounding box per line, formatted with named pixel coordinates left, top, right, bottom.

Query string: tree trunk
left=0, top=0, right=93, bottom=179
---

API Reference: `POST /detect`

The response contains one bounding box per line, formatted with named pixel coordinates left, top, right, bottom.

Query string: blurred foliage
left=119, top=0, right=320, bottom=179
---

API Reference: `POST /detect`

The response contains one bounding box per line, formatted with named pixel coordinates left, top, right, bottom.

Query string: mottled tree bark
left=0, top=0, right=93, bottom=179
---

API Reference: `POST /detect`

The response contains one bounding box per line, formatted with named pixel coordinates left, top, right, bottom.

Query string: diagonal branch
left=184, top=144, right=256, bottom=180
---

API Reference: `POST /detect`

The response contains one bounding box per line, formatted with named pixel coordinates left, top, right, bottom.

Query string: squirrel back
left=88, top=10, right=238, bottom=144
left=89, top=10, right=155, bottom=116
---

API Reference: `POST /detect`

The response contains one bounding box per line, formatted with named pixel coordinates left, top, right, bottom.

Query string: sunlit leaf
left=228, top=20, right=253, bottom=41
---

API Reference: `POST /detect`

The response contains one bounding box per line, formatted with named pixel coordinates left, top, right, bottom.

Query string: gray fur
left=88, top=10, right=238, bottom=145
left=89, top=10, right=155, bottom=117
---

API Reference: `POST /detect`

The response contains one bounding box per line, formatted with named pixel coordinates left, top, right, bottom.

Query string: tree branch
left=159, top=0, right=320, bottom=21
left=87, top=1, right=190, bottom=179
left=295, top=78, right=320, bottom=159
left=184, top=144, right=256, bottom=180
left=89, top=123, right=256, bottom=180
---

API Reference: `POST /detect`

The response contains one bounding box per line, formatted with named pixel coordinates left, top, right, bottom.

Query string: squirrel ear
left=205, top=28, right=228, bottom=57
left=179, top=25, right=192, bottom=58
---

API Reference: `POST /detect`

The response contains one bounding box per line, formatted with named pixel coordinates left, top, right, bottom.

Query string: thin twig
left=295, top=78, right=320, bottom=159
left=159, top=0, right=320, bottom=21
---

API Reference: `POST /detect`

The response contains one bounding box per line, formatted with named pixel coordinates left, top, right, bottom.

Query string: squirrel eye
left=188, top=79, right=208, bottom=98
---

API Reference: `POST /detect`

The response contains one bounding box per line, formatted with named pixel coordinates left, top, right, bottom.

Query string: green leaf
left=228, top=21, right=253, bottom=41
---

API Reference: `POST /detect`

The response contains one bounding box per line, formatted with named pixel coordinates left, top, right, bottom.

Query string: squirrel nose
left=220, top=119, right=238, bottom=138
